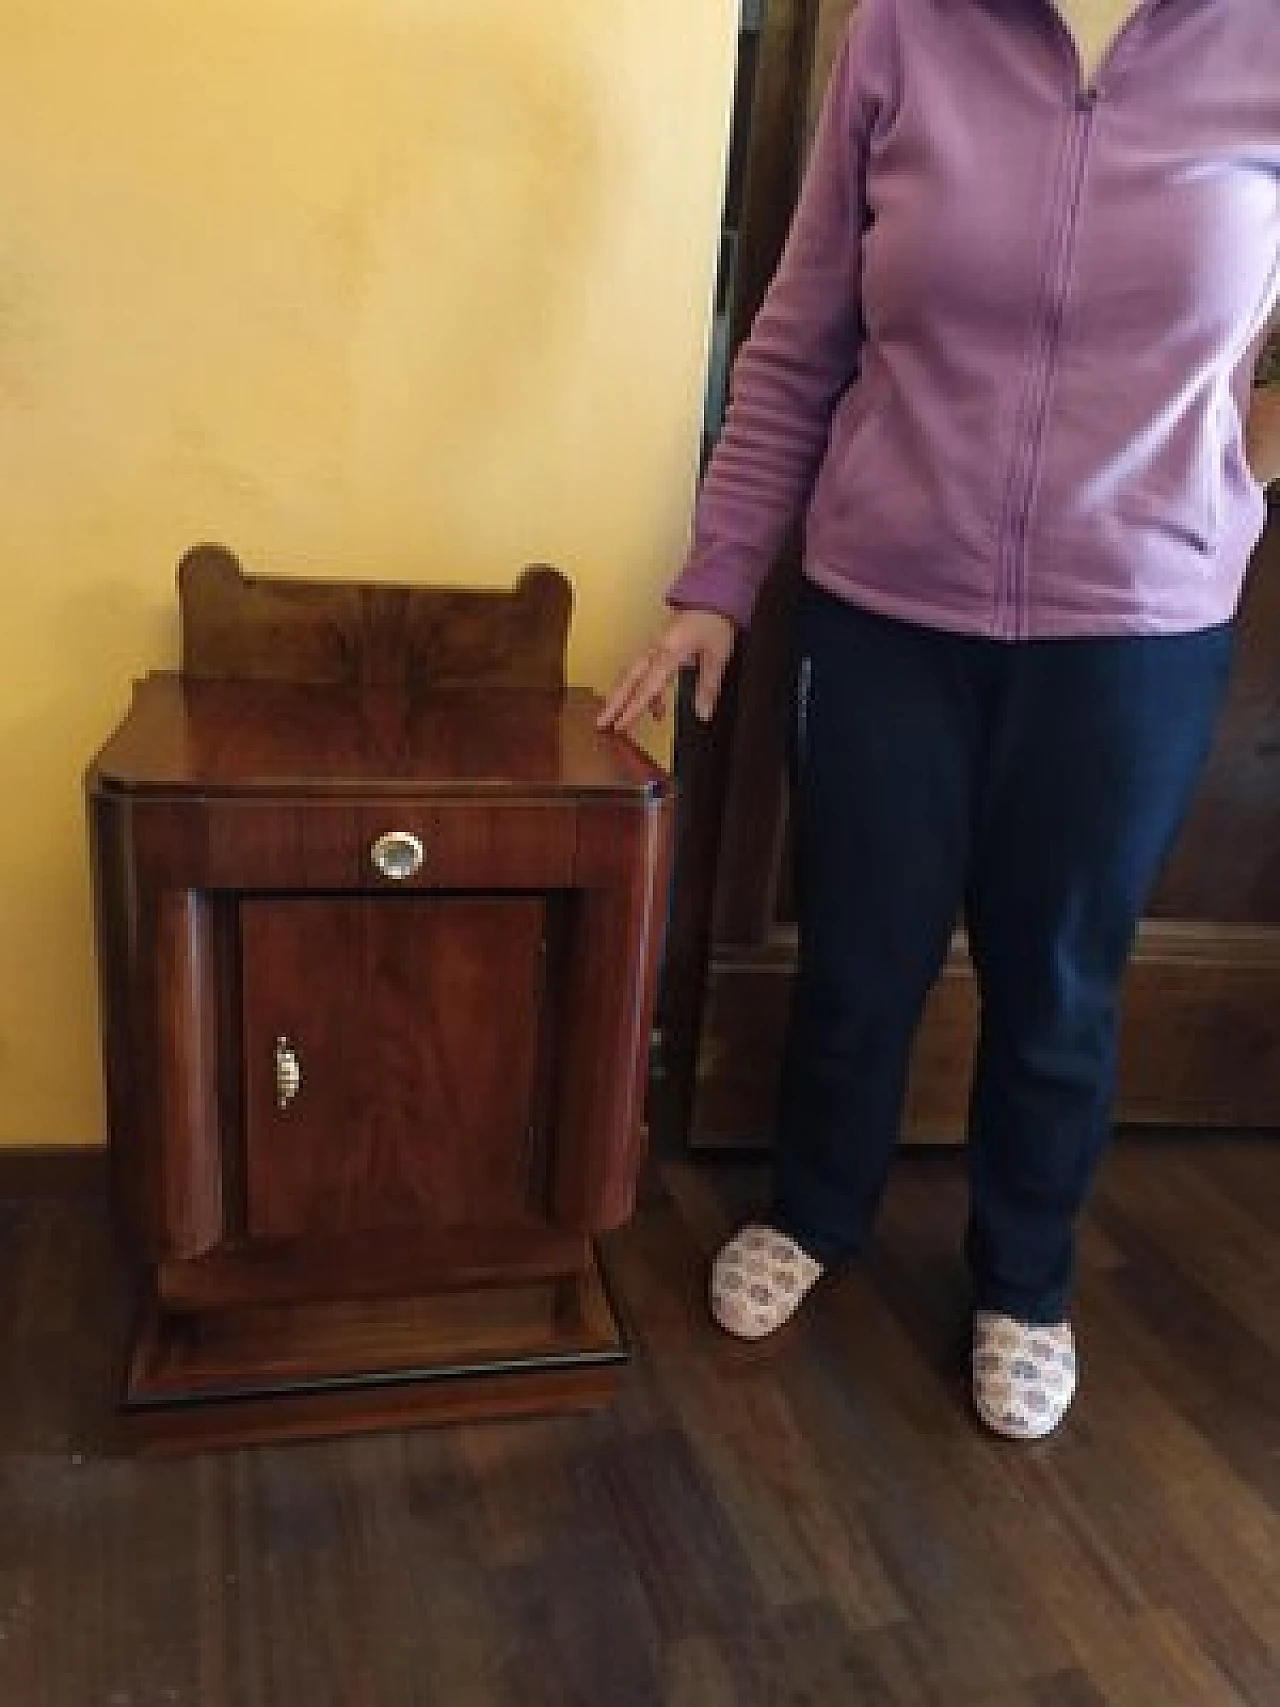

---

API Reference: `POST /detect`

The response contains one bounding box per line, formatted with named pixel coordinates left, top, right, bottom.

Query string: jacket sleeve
left=668, top=2, right=887, bottom=627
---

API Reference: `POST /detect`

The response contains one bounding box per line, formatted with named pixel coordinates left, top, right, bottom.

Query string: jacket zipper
left=995, top=0, right=1162, bottom=638
left=996, top=91, right=1098, bottom=639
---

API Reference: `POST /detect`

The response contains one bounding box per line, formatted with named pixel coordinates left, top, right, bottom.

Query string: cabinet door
left=241, top=895, right=548, bottom=1240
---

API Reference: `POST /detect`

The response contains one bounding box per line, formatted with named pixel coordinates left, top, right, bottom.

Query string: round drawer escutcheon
left=369, top=828, right=426, bottom=882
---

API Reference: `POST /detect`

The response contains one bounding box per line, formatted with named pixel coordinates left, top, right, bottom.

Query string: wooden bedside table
left=87, top=547, right=671, bottom=1451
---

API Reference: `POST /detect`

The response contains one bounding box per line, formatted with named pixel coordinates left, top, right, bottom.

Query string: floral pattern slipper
left=972, top=1312, right=1078, bottom=1440
left=709, top=1225, right=824, bottom=1340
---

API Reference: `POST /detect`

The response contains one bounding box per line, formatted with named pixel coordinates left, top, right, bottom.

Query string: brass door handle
left=369, top=829, right=425, bottom=882
left=274, top=1035, right=302, bottom=1109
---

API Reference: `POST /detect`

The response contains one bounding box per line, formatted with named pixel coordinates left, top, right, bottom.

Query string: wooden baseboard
left=691, top=919, right=1280, bottom=1150
left=0, top=1145, right=108, bottom=1198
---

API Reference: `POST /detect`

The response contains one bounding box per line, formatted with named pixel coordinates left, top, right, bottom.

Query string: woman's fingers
left=599, top=645, right=682, bottom=733
left=598, top=611, right=736, bottom=735
left=693, top=642, right=730, bottom=722
left=599, top=651, right=664, bottom=730
left=597, top=658, right=647, bottom=731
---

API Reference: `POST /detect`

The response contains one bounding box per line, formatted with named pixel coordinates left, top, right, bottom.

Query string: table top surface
left=89, top=674, right=667, bottom=800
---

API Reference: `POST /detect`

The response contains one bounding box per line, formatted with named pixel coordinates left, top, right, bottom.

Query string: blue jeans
left=773, top=583, right=1233, bottom=1322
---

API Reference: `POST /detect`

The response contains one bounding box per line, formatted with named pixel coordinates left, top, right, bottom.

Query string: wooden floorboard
left=0, top=1137, right=1277, bottom=1706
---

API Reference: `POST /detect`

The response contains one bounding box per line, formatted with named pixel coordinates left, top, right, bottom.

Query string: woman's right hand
left=597, top=608, right=737, bottom=735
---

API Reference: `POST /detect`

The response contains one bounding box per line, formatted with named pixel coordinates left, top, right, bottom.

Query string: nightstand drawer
left=149, top=797, right=582, bottom=890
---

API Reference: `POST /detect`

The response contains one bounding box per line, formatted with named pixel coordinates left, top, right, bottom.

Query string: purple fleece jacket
left=670, top=0, right=1280, bottom=638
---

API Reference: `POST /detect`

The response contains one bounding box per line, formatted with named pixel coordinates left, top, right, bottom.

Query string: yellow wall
left=0, top=0, right=735, bottom=1146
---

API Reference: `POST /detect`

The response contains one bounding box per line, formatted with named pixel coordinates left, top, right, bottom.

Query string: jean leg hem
left=971, top=1280, right=1073, bottom=1325
left=769, top=1203, right=862, bottom=1268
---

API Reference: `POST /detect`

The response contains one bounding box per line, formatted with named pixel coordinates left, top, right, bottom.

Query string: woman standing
left=601, top=0, right=1280, bottom=1438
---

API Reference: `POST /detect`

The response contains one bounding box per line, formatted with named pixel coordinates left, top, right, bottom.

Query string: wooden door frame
left=655, top=0, right=821, bottom=1151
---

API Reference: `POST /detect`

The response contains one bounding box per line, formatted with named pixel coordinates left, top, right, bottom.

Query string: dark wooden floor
left=1, top=1137, right=1277, bottom=1707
